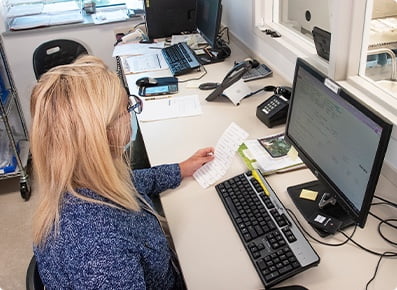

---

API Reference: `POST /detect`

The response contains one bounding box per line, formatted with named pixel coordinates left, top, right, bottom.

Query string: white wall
left=1, top=20, right=138, bottom=128
left=221, top=0, right=299, bottom=82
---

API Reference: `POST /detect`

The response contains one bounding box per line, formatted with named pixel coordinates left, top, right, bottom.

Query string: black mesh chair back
left=26, top=256, right=44, bottom=290
left=33, top=39, right=88, bottom=80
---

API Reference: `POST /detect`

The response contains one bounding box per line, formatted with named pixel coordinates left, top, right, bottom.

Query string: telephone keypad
left=262, top=99, right=282, bottom=115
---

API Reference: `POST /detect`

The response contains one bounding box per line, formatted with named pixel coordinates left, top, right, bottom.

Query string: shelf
left=0, top=89, right=14, bottom=117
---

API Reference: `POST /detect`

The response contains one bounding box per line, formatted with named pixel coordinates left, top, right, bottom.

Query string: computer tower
left=144, top=0, right=197, bottom=39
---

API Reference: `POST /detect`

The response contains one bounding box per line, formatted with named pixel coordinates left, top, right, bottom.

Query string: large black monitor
left=285, top=58, right=392, bottom=236
left=144, top=0, right=197, bottom=39
left=196, top=0, right=223, bottom=49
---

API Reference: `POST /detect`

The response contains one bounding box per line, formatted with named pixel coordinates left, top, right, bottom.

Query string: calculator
left=242, top=63, right=273, bottom=82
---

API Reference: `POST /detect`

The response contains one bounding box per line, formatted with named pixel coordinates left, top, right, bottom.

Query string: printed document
left=193, top=122, right=249, bottom=188
left=138, top=95, right=202, bottom=122
left=123, top=53, right=168, bottom=74
left=112, top=42, right=165, bottom=57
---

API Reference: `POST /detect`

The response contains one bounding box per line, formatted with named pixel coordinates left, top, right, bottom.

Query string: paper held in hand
left=193, top=122, right=249, bottom=188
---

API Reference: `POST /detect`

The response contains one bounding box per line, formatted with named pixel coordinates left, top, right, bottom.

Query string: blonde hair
left=30, top=55, right=140, bottom=246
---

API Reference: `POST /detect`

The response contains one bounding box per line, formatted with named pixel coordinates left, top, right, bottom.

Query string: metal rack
left=0, top=36, right=31, bottom=200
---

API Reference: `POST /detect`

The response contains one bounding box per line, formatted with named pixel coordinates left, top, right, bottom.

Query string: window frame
left=253, top=0, right=397, bottom=124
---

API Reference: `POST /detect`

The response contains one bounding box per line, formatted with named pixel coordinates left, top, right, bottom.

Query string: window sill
left=254, top=23, right=329, bottom=75
left=342, top=76, right=397, bottom=124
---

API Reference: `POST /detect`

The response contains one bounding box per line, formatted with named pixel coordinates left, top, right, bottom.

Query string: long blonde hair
left=30, top=55, right=140, bottom=246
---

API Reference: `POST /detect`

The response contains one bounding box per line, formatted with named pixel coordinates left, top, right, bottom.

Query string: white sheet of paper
left=125, top=53, right=168, bottom=73
left=193, top=122, right=249, bottom=188
left=112, top=42, right=165, bottom=57
left=138, top=95, right=202, bottom=122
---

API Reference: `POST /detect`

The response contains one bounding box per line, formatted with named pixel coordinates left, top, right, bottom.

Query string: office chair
left=26, top=255, right=44, bottom=290
left=32, top=39, right=88, bottom=80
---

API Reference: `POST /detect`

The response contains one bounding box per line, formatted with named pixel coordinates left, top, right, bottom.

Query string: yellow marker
left=252, top=170, right=270, bottom=196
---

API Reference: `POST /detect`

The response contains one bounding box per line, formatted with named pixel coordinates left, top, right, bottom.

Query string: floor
left=0, top=176, right=38, bottom=290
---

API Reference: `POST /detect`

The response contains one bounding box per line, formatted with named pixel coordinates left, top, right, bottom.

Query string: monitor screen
left=144, top=0, right=197, bottom=39
left=285, top=58, right=392, bottom=235
left=196, top=0, right=222, bottom=49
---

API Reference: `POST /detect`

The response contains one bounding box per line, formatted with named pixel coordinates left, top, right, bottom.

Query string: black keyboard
left=216, top=170, right=320, bottom=288
left=161, top=42, right=201, bottom=76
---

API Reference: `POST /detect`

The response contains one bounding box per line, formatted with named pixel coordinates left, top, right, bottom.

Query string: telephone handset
left=256, top=86, right=292, bottom=128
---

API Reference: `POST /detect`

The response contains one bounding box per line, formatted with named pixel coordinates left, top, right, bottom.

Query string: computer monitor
left=196, top=0, right=223, bottom=49
left=144, top=0, right=197, bottom=39
left=285, top=58, right=392, bottom=237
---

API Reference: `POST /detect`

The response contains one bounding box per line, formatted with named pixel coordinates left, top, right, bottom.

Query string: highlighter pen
left=251, top=170, right=270, bottom=196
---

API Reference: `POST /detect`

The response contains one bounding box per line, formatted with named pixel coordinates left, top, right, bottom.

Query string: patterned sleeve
left=132, top=163, right=182, bottom=197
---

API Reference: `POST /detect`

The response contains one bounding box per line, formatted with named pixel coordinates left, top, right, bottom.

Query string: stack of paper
left=9, top=1, right=83, bottom=31
left=238, top=132, right=305, bottom=175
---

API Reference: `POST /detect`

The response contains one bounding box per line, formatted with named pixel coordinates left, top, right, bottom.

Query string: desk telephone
left=256, top=86, right=292, bottom=128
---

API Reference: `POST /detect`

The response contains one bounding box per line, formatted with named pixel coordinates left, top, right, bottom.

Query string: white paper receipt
left=193, top=122, right=249, bottom=188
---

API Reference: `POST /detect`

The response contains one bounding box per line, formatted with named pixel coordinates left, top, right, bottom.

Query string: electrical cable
left=365, top=251, right=397, bottom=290
left=374, top=195, right=397, bottom=207
left=177, top=64, right=208, bottom=83
left=378, top=218, right=397, bottom=246
left=369, top=201, right=397, bottom=246
left=218, top=26, right=230, bottom=44
left=286, top=208, right=355, bottom=246
left=288, top=207, right=397, bottom=289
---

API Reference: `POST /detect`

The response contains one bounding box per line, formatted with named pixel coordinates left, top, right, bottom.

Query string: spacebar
left=225, top=197, right=239, bottom=219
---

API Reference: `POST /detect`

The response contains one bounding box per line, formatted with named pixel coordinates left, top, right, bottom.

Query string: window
left=277, top=0, right=331, bottom=42
left=361, top=0, right=397, bottom=98
left=1, top=0, right=143, bottom=31
left=2, top=0, right=143, bottom=17
left=254, top=0, right=397, bottom=106
left=253, top=0, right=397, bottom=176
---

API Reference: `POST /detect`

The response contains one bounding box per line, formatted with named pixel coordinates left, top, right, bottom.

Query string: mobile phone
left=138, top=84, right=178, bottom=97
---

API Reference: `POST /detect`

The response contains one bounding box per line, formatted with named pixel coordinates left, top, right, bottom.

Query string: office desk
left=125, top=41, right=396, bottom=290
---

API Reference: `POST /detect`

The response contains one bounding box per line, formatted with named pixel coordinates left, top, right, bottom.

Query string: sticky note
left=299, top=189, right=318, bottom=201
left=287, top=145, right=299, bottom=161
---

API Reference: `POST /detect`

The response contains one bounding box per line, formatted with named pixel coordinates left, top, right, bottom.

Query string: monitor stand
left=196, top=47, right=226, bottom=65
left=287, top=180, right=355, bottom=237
left=196, top=44, right=231, bottom=65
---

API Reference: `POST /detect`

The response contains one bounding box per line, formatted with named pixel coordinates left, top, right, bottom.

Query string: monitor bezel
left=196, top=0, right=223, bottom=49
left=284, top=58, right=392, bottom=228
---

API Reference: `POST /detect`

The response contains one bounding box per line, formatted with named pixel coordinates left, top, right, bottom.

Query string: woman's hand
left=179, top=147, right=215, bottom=178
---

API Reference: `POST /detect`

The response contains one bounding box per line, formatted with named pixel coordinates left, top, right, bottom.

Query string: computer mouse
left=136, top=77, right=158, bottom=87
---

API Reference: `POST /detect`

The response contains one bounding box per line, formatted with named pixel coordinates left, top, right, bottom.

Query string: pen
left=149, top=47, right=162, bottom=49
left=145, top=95, right=172, bottom=101
left=252, top=170, right=270, bottom=196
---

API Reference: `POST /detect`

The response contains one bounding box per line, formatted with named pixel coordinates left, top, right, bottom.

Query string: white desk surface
left=125, top=41, right=396, bottom=290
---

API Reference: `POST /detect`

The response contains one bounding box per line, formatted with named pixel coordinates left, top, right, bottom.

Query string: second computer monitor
left=144, top=0, right=197, bottom=39
left=196, top=0, right=223, bottom=49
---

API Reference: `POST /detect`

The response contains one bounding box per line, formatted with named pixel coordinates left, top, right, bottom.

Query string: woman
left=30, top=55, right=214, bottom=289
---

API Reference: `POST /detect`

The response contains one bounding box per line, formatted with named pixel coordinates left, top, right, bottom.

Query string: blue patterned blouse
left=34, top=164, right=184, bottom=289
